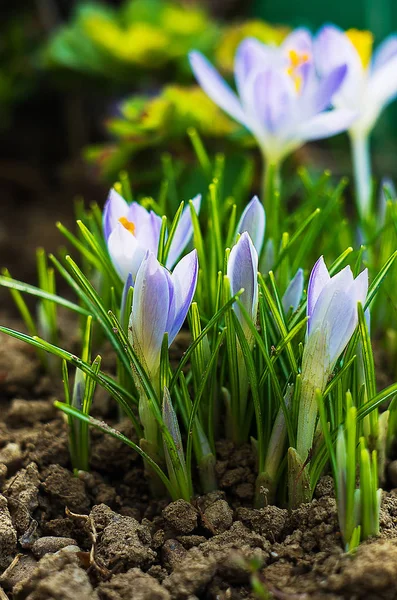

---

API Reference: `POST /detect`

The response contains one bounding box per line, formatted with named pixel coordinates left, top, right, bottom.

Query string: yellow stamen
left=119, top=216, right=136, bottom=235
left=287, top=49, right=310, bottom=92
left=346, top=29, right=373, bottom=69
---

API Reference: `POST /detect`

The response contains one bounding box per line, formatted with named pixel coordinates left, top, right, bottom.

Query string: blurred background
left=1, top=0, right=396, bottom=287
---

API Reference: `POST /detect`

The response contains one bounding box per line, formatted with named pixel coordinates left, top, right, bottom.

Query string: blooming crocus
left=128, top=250, right=198, bottom=381
left=227, top=232, right=258, bottom=342
left=282, top=268, right=304, bottom=315
left=189, top=29, right=354, bottom=166
left=235, top=195, right=266, bottom=255
left=296, top=256, right=368, bottom=460
left=315, top=25, right=397, bottom=217
left=104, top=188, right=201, bottom=282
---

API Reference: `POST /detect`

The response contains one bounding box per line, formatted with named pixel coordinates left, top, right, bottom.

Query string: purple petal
left=307, top=256, right=330, bottom=322
left=313, top=64, right=348, bottom=112
left=250, top=68, right=294, bottom=134
left=228, top=232, right=258, bottom=329
left=308, top=265, right=354, bottom=337
left=297, top=108, right=357, bottom=142
left=168, top=250, right=198, bottom=345
left=325, top=290, right=357, bottom=366
left=120, top=272, right=133, bottom=325
left=372, top=35, right=397, bottom=71
left=189, top=51, right=249, bottom=127
left=235, top=195, right=266, bottom=255
left=282, top=268, right=304, bottom=314
left=235, top=38, right=275, bottom=96
left=350, top=268, right=368, bottom=307
left=282, top=27, right=313, bottom=56
left=369, top=52, right=397, bottom=111
left=166, top=194, right=201, bottom=270
left=107, top=223, right=146, bottom=282
left=130, top=253, right=169, bottom=375
left=103, top=189, right=129, bottom=241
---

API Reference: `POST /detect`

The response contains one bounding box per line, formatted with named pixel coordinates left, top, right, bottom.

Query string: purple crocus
left=296, top=256, right=368, bottom=460
left=235, top=196, right=266, bottom=255
left=282, top=268, right=304, bottom=315
left=128, top=250, right=198, bottom=379
left=227, top=232, right=258, bottom=342
left=315, top=25, right=397, bottom=216
left=189, top=29, right=355, bottom=165
left=104, top=189, right=201, bottom=282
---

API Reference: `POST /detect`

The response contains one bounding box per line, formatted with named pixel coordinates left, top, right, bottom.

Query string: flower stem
left=350, top=132, right=372, bottom=221
left=262, top=159, right=281, bottom=251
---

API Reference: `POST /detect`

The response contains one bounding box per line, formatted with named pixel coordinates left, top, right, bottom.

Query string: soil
left=1, top=329, right=397, bottom=600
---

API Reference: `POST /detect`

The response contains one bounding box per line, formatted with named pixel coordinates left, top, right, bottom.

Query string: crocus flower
left=129, top=250, right=198, bottom=380
left=189, top=29, right=354, bottom=166
left=296, top=256, right=368, bottom=460
left=227, top=232, right=258, bottom=341
left=104, top=188, right=201, bottom=282
left=235, top=195, right=266, bottom=255
left=282, top=268, right=304, bottom=315
left=315, top=25, right=397, bottom=216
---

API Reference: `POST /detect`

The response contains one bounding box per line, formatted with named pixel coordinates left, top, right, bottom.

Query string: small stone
left=203, top=500, right=233, bottom=534
left=0, top=443, right=23, bottom=473
left=162, top=500, right=198, bottom=534
left=0, top=494, right=17, bottom=571
left=32, top=536, right=78, bottom=558
left=162, top=539, right=187, bottom=569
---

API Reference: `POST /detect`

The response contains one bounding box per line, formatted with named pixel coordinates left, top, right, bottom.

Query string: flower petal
left=107, top=223, right=146, bottom=282
left=166, top=194, right=201, bottom=270
left=168, top=250, right=198, bottom=344
left=235, top=195, right=266, bottom=255
left=372, top=34, right=397, bottom=71
left=189, top=51, right=249, bottom=127
left=307, top=256, right=330, bottom=321
left=249, top=68, right=294, bottom=134
left=228, top=232, right=258, bottom=331
left=297, top=108, right=356, bottom=143
left=282, top=268, right=304, bottom=314
left=103, top=189, right=129, bottom=241
left=130, top=253, right=169, bottom=375
left=234, top=38, right=276, bottom=96
left=313, top=65, right=348, bottom=112
left=368, top=52, right=397, bottom=113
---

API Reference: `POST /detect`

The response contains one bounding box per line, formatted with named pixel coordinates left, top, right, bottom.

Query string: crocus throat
left=119, top=216, right=136, bottom=235
left=287, top=49, right=310, bottom=92
left=346, top=29, right=373, bottom=69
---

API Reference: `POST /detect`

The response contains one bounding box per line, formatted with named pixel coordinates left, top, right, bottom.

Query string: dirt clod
left=235, top=505, right=287, bottom=541
left=203, top=499, right=233, bottom=534
left=42, top=464, right=90, bottom=514
left=5, top=463, right=40, bottom=536
left=162, top=500, right=198, bottom=534
left=91, top=504, right=156, bottom=572
left=31, top=536, right=78, bottom=558
left=6, top=399, right=56, bottom=427
left=0, top=494, right=17, bottom=571
left=163, top=548, right=217, bottom=599
left=98, top=568, right=171, bottom=600
left=12, top=547, right=97, bottom=600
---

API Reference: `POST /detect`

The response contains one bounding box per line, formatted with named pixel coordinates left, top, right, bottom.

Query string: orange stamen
left=119, top=216, right=136, bottom=235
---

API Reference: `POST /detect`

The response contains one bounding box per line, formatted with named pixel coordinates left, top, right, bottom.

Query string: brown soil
left=1, top=329, right=397, bottom=599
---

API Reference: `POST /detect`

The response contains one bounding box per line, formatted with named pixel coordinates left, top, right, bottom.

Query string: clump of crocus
left=315, top=25, right=397, bottom=218
left=290, top=256, right=368, bottom=505
left=128, top=250, right=198, bottom=466
left=103, top=188, right=201, bottom=281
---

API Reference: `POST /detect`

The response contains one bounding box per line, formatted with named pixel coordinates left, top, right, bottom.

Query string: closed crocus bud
left=227, top=232, right=258, bottom=343
left=104, top=188, right=200, bottom=282
left=235, top=196, right=266, bottom=255
left=296, top=256, right=368, bottom=460
left=129, top=250, right=198, bottom=381
left=282, top=268, right=304, bottom=314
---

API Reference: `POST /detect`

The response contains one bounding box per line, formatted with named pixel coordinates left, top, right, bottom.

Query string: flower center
left=287, top=49, right=310, bottom=92
left=119, top=216, right=136, bottom=235
left=346, top=29, right=373, bottom=68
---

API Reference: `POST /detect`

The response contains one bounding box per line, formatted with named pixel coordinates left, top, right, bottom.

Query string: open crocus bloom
left=306, top=256, right=368, bottom=375
left=103, top=189, right=201, bottom=282
left=129, top=250, right=198, bottom=378
left=315, top=25, right=397, bottom=137
left=235, top=195, right=266, bottom=255
left=190, top=29, right=355, bottom=164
